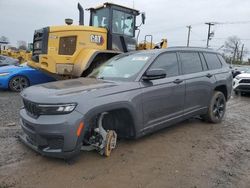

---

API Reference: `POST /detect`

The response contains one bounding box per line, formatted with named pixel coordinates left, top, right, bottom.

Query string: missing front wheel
left=81, top=112, right=117, bottom=157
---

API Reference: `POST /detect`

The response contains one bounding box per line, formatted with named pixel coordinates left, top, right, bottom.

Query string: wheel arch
left=84, top=102, right=139, bottom=139
left=214, top=85, right=228, bottom=101
left=8, top=73, right=32, bottom=89
left=8, top=74, right=31, bottom=87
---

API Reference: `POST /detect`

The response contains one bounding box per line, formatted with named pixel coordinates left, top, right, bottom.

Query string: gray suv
left=19, top=47, right=233, bottom=159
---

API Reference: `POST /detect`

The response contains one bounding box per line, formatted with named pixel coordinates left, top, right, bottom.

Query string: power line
left=149, top=19, right=250, bottom=36
left=217, top=20, right=250, bottom=25
left=213, top=38, right=250, bottom=41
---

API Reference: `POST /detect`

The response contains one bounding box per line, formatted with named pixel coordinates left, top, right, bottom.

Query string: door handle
left=206, top=73, right=213, bottom=78
left=173, top=79, right=183, bottom=84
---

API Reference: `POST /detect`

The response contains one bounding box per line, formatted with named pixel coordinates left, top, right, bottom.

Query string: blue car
left=0, top=64, right=55, bottom=92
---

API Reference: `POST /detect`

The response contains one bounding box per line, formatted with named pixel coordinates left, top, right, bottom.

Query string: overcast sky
left=0, top=0, right=250, bottom=58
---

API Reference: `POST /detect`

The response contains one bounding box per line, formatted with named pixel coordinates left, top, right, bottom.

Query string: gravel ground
left=0, top=91, right=250, bottom=188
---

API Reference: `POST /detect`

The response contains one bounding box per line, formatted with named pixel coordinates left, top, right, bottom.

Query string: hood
left=21, top=78, right=138, bottom=104
left=237, top=73, right=250, bottom=79
left=0, top=65, right=31, bottom=73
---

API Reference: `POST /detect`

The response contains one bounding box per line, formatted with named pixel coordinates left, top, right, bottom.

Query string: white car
left=233, top=69, right=250, bottom=94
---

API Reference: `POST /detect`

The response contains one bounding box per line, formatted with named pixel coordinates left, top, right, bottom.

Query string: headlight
left=0, top=72, right=10, bottom=76
left=235, top=76, right=240, bottom=80
left=38, top=103, right=77, bottom=115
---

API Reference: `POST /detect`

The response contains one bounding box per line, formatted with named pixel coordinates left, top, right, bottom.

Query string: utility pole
left=205, top=22, right=215, bottom=48
left=186, top=25, right=192, bottom=47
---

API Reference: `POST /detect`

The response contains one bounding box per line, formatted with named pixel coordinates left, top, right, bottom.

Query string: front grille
left=239, top=79, right=250, bottom=84
left=23, top=99, right=40, bottom=117
left=238, top=85, right=250, bottom=90
left=32, top=27, right=49, bottom=62
left=47, top=138, right=64, bottom=149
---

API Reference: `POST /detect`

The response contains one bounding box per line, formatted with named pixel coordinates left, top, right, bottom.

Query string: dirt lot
left=0, top=91, right=250, bottom=188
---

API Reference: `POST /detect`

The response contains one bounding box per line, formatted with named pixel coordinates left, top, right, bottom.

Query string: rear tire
left=9, top=76, right=29, bottom=92
left=203, top=91, right=226, bottom=123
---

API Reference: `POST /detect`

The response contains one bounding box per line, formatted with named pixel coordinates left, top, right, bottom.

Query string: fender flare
left=83, top=102, right=140, bottom=138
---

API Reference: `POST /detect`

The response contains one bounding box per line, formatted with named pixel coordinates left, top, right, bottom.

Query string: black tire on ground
left=9, top=76, right=29, bottom=92
left=203, top=91, right=226, bottom=123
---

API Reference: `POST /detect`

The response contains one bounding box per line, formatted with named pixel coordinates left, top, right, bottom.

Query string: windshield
left=245, top=69, right=250, bottom=73
left=89, top=53, right=153, bottom=81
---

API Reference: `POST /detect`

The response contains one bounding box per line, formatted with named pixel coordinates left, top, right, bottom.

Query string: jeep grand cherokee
left=19, top=47, right=233, bottom=159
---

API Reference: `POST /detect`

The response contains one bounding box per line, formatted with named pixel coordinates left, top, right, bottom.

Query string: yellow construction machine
left=28, top=2, right=167, bottom=77
left=137, top=35, right=167, bottom=50
left=1, top=48, right=32, bottom=63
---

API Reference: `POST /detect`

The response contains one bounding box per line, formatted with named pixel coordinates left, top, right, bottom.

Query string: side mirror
left=141, top=12, right=146, bottom=25
left=142, top=68, right=166, bottom=81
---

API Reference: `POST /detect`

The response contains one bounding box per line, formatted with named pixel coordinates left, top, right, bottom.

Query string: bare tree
left=17, top=40, right=27, bottom=50
left=224, top=36, right=246, bottom=63
left=0, top=36, right=9, bottom=43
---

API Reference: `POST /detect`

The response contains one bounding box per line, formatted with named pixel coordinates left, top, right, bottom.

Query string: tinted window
left=150, top=53, right=179, bottom=77
left=179, top=52, right=203, bottom=74
left=199, top=53, right=208, bottom=71
left=203, top=53, right=222, bottom=70
left=217, top=54, right=227, bottom=65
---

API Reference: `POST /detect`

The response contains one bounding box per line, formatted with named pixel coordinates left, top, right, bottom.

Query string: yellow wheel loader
left=28, top=2, right=167, bottom=78
left=29, top=3, right=140, bottom=77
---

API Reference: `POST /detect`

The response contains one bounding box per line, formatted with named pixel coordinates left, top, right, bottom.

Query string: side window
left=199, top=53, right=208, bottom=71
left=217, top=54, right=227, bottom=66
left=150, top=53, right=179, bottom=77
left=92, top=8, right=109, bottom=28
left=203, top=53, right=222, bottom=70
left=179, top=52, right=203, bottom=74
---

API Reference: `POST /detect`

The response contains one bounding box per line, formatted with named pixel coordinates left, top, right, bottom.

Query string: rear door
left=141, top=52, right=185, bottom=133
left=178, top=51, right=216, bottom=117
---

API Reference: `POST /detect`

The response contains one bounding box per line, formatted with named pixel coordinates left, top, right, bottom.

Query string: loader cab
left=88, top=3, right=140, bottom=52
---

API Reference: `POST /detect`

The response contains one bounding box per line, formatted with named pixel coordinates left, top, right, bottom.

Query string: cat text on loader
left=28, top=2, right=146, bottom=77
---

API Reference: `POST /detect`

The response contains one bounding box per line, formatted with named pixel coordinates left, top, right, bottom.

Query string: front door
left=141, top=52, right=185, bottom=133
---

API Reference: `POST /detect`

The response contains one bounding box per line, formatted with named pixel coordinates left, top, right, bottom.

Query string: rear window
left=179, top=52, right=203, bottom=74
left=59, top=36, right=77, bottom=55
left=217, top=54, right=227, bottom=65
left=203, top=53, right=222, bottom=70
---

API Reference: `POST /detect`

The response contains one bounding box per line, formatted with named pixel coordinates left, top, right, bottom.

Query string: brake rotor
left=104, top=130, right=117, bottom=157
